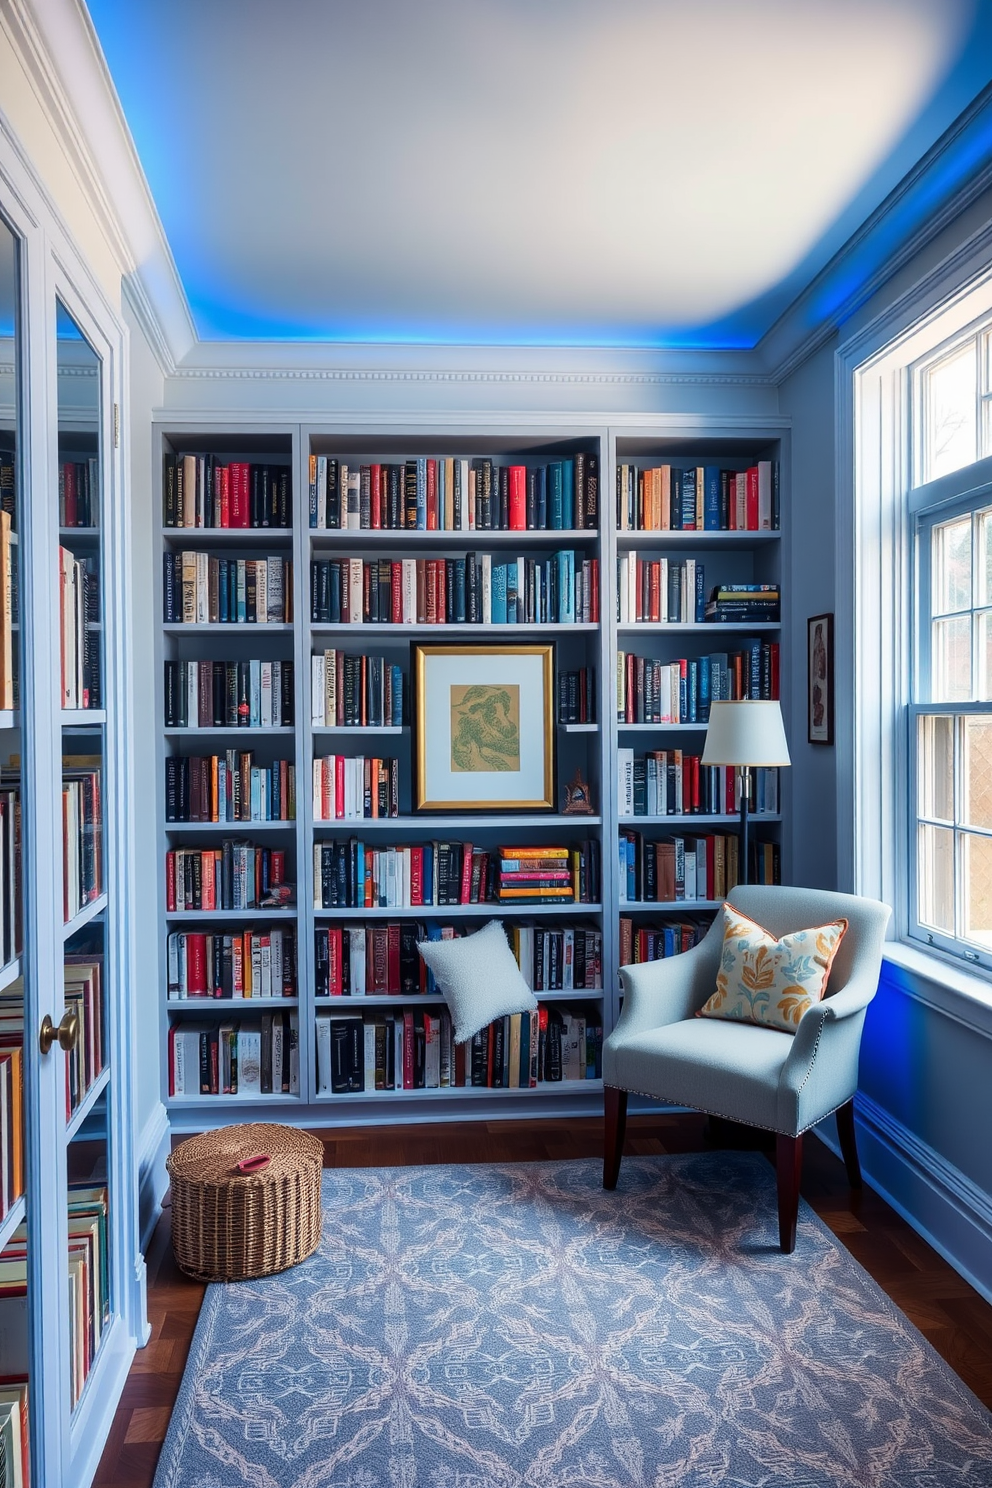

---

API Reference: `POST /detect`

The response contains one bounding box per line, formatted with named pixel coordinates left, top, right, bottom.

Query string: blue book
left=328, top=564, right=341, bottom=624
left=491, top=563, right=508, bottom=624
left=698, top=655, right=711, bottom=722
left=422, top=920, right=442, bottom=992
left=679, top=667, right=688, bottom=721
left=562, top=459, right=574, bottom=530
left=415, top=456, right=427, bottom=530
left=453, top=558, right=467, bottom=623
left=548, top=463, right=564, bottom=529
left=356, top=841, right=365, bottom=907
left=218, top=559, right=230, bottom=622
left=506, top=561, right=519, bottom=624
left=619, top=837, right=630, bottom=900
left=680, top=469, right=697, bottom=529
left=688, top=660, right=698, bottom=723
left=536, top=466, right=548, bottom=529
left=627, top=837, right=636, bottom=901
left=391, top=667, right=404, bottom=727
left=695, top=562, right=706, bottom=623
left=422, top=846, right=434, bottom=905
left=557, top=549, right=575, bottom=624
left=703, top=466, right=721, bottom=530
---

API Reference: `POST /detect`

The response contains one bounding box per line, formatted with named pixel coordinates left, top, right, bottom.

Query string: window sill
left=882, top=940, right=992, bottom=1041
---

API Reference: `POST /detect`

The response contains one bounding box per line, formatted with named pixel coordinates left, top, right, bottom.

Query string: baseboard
left=138, top=1100, right=171, bottom=1254
left=816, top=1094, right=992, bottom=1307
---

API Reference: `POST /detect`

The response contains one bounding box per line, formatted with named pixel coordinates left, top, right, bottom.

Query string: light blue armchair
left=603, top=884, right=891, bottom=1252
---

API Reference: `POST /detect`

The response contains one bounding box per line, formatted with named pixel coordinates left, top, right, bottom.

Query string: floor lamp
left=700, top=700, right=791, bottom=885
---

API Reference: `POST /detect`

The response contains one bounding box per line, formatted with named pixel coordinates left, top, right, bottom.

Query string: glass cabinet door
left=0, top=207, right=31, bottom=1488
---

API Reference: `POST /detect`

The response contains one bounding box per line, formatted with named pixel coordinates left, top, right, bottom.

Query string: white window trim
left=837, top=217, right=992, bottom=1024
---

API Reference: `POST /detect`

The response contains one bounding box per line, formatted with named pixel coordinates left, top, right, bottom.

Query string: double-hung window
left=912, top=323, right=992, bottom=965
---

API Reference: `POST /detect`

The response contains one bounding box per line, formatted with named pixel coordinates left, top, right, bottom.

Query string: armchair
left=603, top=884, right=891, bottom=1252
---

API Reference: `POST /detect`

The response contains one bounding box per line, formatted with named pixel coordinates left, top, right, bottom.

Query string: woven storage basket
left=167, top=1123, right=323, bottom=1282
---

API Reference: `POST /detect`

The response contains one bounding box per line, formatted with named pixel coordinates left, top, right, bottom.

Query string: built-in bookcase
left=155, top=420, right=787, bottom=1129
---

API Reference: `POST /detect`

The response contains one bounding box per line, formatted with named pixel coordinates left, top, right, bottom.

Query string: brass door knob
left=39, top=1009, right=79, bottom=1055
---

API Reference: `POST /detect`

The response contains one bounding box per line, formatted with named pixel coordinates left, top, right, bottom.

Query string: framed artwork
left=807, top=613, right=834, bottom=745
left=415, top=644, right=555, bottom=810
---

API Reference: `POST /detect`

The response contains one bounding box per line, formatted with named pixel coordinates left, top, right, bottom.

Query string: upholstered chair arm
left=608, top=921, right=724, bottom=1045
left=777, top=971, right=883, bottom=1133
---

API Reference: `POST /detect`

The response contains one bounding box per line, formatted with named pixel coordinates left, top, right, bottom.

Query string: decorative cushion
left=698, top=903, right=848, bottom=1033
left=416, top=919, right=538, bottom=1045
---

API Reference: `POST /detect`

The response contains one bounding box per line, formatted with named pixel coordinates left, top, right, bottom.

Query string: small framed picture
left=807, top=613, right=833, bottom=745
left=414, top=644, right=555, bottom=810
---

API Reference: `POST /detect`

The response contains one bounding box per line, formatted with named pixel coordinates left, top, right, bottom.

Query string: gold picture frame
left=415, top=644, right=555, bottom=811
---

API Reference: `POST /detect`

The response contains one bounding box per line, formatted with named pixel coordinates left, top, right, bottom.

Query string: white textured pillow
left=417, top=920, right=538, bottom=1045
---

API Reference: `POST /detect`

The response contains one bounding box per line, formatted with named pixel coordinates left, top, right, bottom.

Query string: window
left=911, top=318, right=992, bottom=965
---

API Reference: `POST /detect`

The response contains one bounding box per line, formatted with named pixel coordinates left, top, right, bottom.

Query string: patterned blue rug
left=153, top=1154, right=992, bottom=1487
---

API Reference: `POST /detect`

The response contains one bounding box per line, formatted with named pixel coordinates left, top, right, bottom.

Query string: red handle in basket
left=236, top=1152, right=271, bottom=1174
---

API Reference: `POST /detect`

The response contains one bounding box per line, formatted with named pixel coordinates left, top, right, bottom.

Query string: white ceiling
left=83, top=0, right=992, bottom=349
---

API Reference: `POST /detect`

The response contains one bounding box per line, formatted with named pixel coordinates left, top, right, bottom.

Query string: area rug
left=152, top=1153, right=992, bottom=1487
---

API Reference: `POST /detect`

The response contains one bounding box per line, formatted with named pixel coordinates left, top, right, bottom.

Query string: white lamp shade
left=700, top=699, right=791, bottom=768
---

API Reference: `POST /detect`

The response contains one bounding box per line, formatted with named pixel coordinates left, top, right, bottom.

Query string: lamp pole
left=739, top=764, right=751, bottom=887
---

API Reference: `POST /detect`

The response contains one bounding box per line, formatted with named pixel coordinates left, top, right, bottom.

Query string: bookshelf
left=153, top=420, right=788, bottom=1128
left=612, top=432, right=786, bottom=979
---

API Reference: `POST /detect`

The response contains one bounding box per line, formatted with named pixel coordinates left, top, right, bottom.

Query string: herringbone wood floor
left=94, top=1114, right=992, bottom=1487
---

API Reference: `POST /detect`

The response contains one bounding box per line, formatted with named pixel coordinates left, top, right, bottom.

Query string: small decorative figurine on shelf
left=562, top=769, right=595, bottom=815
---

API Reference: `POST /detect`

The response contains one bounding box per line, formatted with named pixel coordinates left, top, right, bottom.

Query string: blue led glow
left=86, top=2, right=992, bottom=348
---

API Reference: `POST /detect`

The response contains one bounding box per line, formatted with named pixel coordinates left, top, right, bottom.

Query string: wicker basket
left=167, top=1123, right=324, bottom=1282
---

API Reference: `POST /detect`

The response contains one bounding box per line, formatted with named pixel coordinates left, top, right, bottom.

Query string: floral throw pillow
left=698, top=903, right=848, bottom=1033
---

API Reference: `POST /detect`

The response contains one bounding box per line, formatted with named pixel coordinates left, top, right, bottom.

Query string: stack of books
left=497, top=847, right=574, bottom=902
left=704, top=584, right=780, bottom=623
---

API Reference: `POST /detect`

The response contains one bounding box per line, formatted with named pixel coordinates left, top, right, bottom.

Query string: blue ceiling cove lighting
left=86, top=1, right=992, bottom=348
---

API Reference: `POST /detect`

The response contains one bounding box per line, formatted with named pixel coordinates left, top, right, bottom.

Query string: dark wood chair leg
left=835, top=1099, right=862, bottom=1189
left=603, top=1087, right=628, bottom=1190
left=775, top=1133, right=803, bottom=1254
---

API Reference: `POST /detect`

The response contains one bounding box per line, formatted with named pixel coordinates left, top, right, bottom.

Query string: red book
left=370, top=464, right=382, bottom=529
left=335, top=756, right=345, bottom=820
left=328, top=927, right=342, bottom=994
left=391, top=562, right=403, bottom=624
left=745, top=466, right=759, bottom=530
left=387, top=922, right=401, bottom=994
left=202, top=851, right=216, bottom=912
left=508, top=466, right=526, bottom=530
left=270, top=850, right=285, bottom=886
left=626, top=652, right=635, bottom=723
left=460, top=845, right=474, bottom=904
left=228, top=462, right=248, bottom=527
left=218, top=464, right=230, bottom=527
left=410, top=847, right=424, bottom=906
left=63, top=462, right=78, bottom=526
left=403, top=1010, right=415, bottom=1089
left=185, top=932, right=207, bottom=996
left=705, top=835, right=716, bottom=900
left=590, top=560, right=599, bottom=623
left=427, top=460, right=437, bottom=530
left=436, top=561, right=446, bottom=624
left=770, top=642, right=780, bottom=699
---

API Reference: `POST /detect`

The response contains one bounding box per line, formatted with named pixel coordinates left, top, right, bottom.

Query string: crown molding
left=3, top=0, right=193, bottom=372
left=760, top=82, right=992, bottom=384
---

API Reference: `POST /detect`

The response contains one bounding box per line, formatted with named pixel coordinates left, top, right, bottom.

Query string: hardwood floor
left=94, top=1113, right=992, bottom=1486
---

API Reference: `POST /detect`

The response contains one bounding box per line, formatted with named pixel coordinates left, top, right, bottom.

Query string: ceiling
left=83, top=0, right=992, bottom=351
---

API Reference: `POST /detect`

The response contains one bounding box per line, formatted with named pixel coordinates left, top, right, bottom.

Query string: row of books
left=313, top=840, right=601, bottom=910
left=616, top=644, right=781, bottom=723
left=163, top=455, right=292, bottom=529
left=0, top=514, right=16, bottom=713
left=497, top=845, right=572, bottom=901
left=167, top=927, right=298, bottom=999
left=308, top=454, right=599, bottom=532
left=616, top=461, right=778, bottom=531
left=0, top=1376, right=27, bottom=1488
left=618, top=751, right=780, bottom=817
left=618, top=830, right=780, bottom=903
left=59, top=544, right=100, bottom=709
left=311, top=651, right=404, bottom=728
left=310, top=553, right=599, bottom=627
left=316, top=1003, right=602, bottom=1093
left=0, top=986, right=23, bottom=1222
left=64, top=956, right=103, bottom=1122
left=558, top=667, right=595, bottom=725
left=0, top=785, right=21, bottom=968
left=164, top=754, right=297, bottom=823
left=704, top=584, right=780, bottom=623
left=164, top=659, right=295, bottom=730
left=314, top=922, right=604, bottom=998
left=313, top=755, right=399, bottom=821
left=617, top=555, right=705, bottom=625
left=162, top=554, right=293, bottom=625
left=59, top=457, right=99, bottom=528
left=619, top=917, right=708, bottom=967
left=165, top=843, right=288, bottom=913
left=0, top=1186, right=109, bottom=1409
left=63, top=764, right=102, bottom=923
left=168, top=1013, right=300, bottom=1095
